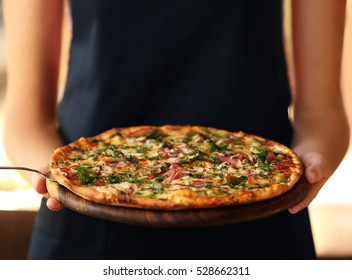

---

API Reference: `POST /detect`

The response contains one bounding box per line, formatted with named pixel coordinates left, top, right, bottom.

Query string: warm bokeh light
left=0, top=110, right=41, bottom=210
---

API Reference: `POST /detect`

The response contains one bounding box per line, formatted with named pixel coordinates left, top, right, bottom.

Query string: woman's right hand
left=32, top=166, right=64, bottom=211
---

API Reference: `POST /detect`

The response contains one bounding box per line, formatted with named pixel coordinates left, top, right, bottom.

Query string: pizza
left=49, top=125, right=303, bottom=210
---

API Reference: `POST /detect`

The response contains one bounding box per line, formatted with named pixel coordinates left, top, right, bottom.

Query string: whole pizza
left=49, top=125, right=303, bottom=210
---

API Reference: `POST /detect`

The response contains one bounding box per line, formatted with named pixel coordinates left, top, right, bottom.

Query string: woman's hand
left=32, top=166, right=63, bottom=211
left=288, top=151, right=332, bottom=214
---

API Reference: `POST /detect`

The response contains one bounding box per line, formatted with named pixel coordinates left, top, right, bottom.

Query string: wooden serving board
left=46, top=176, right=310, bottom=228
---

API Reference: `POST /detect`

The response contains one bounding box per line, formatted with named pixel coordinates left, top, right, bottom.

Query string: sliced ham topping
left=162, top=152, right=178, bottom=160
left=148, top=170, right=164, bottom=180
left=219, top=153, right=255, bottom=167
left=170, top=169, right=185, bottom=181
left=219, top=155, right=242, bottom=166
left=195, top=134, right=206, bottom=143
left=96, top=180, right=106, bottom=186
left=174, top=142, right=194, bottom=154
left=60, top=166, right=78, bottom=181
left=243, top=168, right=256, bottom=176
left=192, top=180, right=206, bottom=186
left=105, top=160, right=131, bottom=168
left=225, top=174, right=234, bottom=182
left=266, top=150, right=276, bottom=162
left=216, top=139, right=227, bottom=146
left=148, top=163, right=185, bottom=182
left=124, top=186, right=135, bottom=195
left=167, top=163, right=185, bottom=182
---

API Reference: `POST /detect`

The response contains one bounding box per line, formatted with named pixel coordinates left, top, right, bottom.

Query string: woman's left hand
left=288, top=151, right=332, bottom=214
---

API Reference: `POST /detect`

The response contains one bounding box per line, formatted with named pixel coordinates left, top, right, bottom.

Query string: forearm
left=292, top=102, right=349, bottom=172
left=2, top=0, right=64, bottom=180
left=291, top=0, right=350, bottom=171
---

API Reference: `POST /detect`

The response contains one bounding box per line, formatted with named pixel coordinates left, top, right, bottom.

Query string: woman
left=2, top=0, right=349, bottom=259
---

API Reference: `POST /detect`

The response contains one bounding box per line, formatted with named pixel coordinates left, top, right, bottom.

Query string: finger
left=288, top=180, right=326, bottom=214
left=31, top=167, right=49, bottom=194
left=31, top=165, right=64, bottom=211
left=46, top=197, right=64, bottom=211
left=300, top=152, right=331, bottom=184
left=288, top=152, right=331, bottom=214
left=305, top=162, right=330, bottom=184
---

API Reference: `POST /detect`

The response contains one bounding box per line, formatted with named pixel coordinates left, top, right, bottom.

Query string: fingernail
left=308, top=170, right=317, bottom=183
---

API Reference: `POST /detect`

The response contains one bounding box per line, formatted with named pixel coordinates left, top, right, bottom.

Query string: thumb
left=288, top=152, right=331, bottom=214
left=300, top=152, right=331, bottom=184
left=31, top=165, right=64, bottom=211
left=31, top=166, right=49, bottom=194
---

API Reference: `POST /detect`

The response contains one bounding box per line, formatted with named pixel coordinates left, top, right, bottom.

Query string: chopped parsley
left=76, top=165, right=98, bottom=185
left=208, top=141, right=228, bottom=153
left=255, top=162, right=273, bottom=173
left=183, top=132, right=197, bottom=143
left=146, top=130, right=167, bottom=142
left=228, top=176, right=248, bottom=189
left=190, top=172, right=203, bottom=178
left=105, top=174, right=124, bottom=184
left=277, top=177, right=289, bottom=183
left=90, top=138, right=102, bottom=144
left=161, top=141, right=173, bottom=149
left=105, top=173, right=147, bottom=185
left=126, top=154, right=138, bottom=163
left=151, top=180, right=164, bottom=194
left=253, top=146, right=269, bottom=162
left=208, top=155, right=221, bottom=164
left=205, top=128, right=226, bottom=139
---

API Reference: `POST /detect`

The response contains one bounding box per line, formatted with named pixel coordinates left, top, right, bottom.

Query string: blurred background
left=0, top=1, right=351, bottom=259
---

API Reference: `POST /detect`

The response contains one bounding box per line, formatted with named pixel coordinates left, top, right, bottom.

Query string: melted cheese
left=54, top=126, right=298, bottom=200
